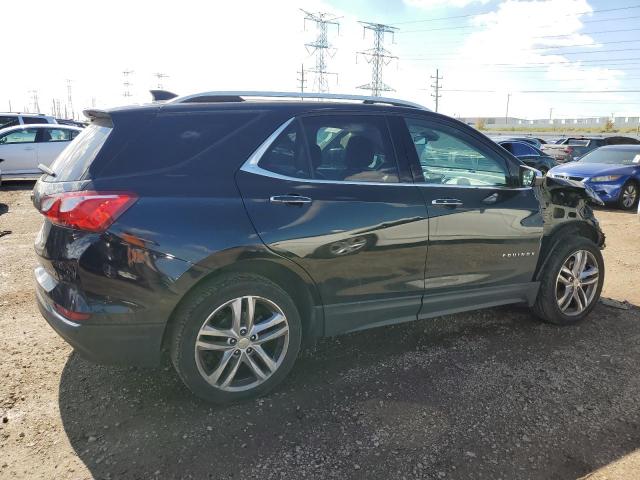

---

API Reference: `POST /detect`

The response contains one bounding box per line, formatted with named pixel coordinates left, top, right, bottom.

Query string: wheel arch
left=161, top=256, right=324, bottom=353
left=534, top=220, right=604, bottom=281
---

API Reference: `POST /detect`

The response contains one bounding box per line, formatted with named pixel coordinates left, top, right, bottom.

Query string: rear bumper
left=35, top=268, right=165, bottom=366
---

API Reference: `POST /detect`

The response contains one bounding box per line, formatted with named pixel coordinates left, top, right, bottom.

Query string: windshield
left=579, top=148, right=640, bottom=165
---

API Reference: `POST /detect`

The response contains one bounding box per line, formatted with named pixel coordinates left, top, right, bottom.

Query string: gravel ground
left=1, top=181, right=639, bottom=480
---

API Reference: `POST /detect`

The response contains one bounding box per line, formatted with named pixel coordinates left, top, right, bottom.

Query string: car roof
left=599, top=144, right=640, bottom=150
left=0, top=124, right=81, bottom=133
left=0, top=112, right=53, bottom=117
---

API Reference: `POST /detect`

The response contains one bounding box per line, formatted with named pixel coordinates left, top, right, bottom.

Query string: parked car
left=497, top=140, right=556, bottom=173
left=0, top=125, right=82, bottom=181
left=542, top=136, right=640, bottom=163
left=32, top=92, right=605, bottom=403
left=503, top=137, right=543, bottom=149
left=548, top=144, right=640, bottom=210
left=0, top=113, right=57, bottom=130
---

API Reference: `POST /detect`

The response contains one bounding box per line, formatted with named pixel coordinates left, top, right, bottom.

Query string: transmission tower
left=154, top=72, right=169, bottom=89
left=29, top=90, right=40, bottom=113
left=431, top=69, right=442, bottom=112
left=297, top=64, right=308, bottom=96
left=123, top=70, right=134, bottom=99
left=66, top=79, right=74, bottom=119
left=357, top=22, right=398, bottom=97
left=301, top=10, right=340, bottom=93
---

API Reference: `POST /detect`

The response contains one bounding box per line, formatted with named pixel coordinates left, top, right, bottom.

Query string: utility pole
left=8, top=100, right=12, bottom=112
left=549, top=107, right=553, bottom=123
left=66, top=79, right=74, bottom=120
left=431, top=69, right=442, bottom=113
left=301, top=10, right=340, bottom=93
left=123, top=70, right=134, bottom=100
left=154, top=73, right=169, bottom=89
left=297, top=64, right=307, bottom=96
left=505, top=93, right=511, bottom=125
left=357, top=22, right=398, bottom=97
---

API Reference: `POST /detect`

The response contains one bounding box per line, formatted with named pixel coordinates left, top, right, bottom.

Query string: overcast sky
left=2, top=0, right=638, bottom=120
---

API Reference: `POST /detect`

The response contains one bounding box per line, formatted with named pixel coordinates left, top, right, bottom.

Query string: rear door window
left=47, top=122, right=111, bottom=181
left=300, top=115, right=399, bottom=183
left=39, top=128, right=74, bottom=142
left=258, top=121, right=310, bottom=178
left=0, top=116, right=19, bottom=129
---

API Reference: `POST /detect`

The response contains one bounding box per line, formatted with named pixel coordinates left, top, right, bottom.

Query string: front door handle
left=270, top=195, right=313, bottom=206
left=432, top=198, right=463, bottom=207
left=24, top=147, right=35, bottom=151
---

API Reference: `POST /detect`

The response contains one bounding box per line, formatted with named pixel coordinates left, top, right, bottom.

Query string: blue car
left=548, top=145, right=640, bottom=210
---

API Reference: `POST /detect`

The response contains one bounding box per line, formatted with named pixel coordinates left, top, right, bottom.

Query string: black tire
left=169, top=273, right=302, bottom=404
left=532, top=236, right=604, bottom=325
left=617, top=180, right=638, bottom=210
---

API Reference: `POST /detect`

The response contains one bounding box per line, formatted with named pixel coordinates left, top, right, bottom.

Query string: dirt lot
left=1, top=182, right=639, bottom=480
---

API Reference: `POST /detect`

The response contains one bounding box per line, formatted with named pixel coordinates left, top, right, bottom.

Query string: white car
left=0, top=124, right=82, bottom=182
left=0, top=113, right=58, bottom=129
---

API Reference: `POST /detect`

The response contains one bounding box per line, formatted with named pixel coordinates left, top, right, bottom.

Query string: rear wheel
left=170, top=274, right=302, bottom=403
left=533, top=237, right=604, bottom=325
left=618, top=180, right=638, bottom=210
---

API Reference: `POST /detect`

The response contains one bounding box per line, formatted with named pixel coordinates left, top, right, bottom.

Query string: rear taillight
left=39, top=191, right=137, bottom=232
left=54, top=303, right=90, bottom=321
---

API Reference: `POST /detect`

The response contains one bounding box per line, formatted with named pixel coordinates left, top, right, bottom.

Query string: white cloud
left=432, top=0, right=630, bottom=118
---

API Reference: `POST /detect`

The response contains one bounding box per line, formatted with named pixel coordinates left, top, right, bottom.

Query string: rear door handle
left=432, top=198, right=463, bottom=207
left=270, top=195, right=313, bottom=206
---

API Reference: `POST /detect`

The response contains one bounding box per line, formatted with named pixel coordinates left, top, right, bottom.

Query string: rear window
left=0, top=115, right=19, bottom=129
left=22, top=116, right=49, bottom=124
left=46, top=121, right=111, bottom=182
left=96, top=111, right=263, bottom=177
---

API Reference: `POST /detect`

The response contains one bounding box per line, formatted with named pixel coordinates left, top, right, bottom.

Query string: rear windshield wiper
left=38, top=164, right=56, bottom=177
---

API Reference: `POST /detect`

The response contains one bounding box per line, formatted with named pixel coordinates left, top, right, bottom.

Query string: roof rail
left=170, top=91, right=428, bottom=110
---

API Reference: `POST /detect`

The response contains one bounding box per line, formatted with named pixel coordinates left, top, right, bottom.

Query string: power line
left=391, top=4, right=640, bottom=26
left=301, top=10, right=340, bottom=93
left=401, top=14, right=640, bottom=35
left=406, top=57, right=640, bottom=66
left=440, top=89, right=640, bottom=93
left=405, top=47, right=640, bottom=62
left=357, top=21, right=398, bottom=96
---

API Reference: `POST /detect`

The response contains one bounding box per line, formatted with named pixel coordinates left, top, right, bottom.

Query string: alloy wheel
left=622, top=184, right=637, bottom=208
left=194, top=296, right=290, bottom=392
left=555, top=250, right=600, bottom=316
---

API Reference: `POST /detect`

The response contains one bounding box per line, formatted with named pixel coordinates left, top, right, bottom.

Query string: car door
left=0, top=128, right=38, bottom=175
left=398, top=115, right=543, bottom=317
left=35, top=128, right=75, bottom=167
left=236, top=113, right=429, bottom=335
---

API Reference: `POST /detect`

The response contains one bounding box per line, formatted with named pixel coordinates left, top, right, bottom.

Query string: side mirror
left=520, top=165, right=544, bottom=187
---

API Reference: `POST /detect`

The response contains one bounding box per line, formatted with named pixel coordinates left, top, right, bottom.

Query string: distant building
left=457, top=116, right=639, bottom=129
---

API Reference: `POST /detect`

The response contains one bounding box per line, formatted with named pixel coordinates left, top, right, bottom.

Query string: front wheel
left=618, top=180, right=638, bottom=210
left=170, top=274, right=302, bottom=403
left=532, top=237, right=604, bottom=325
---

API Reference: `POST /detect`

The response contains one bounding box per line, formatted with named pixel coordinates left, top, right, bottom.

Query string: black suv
left=33, top=92, right=605, bottom=403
